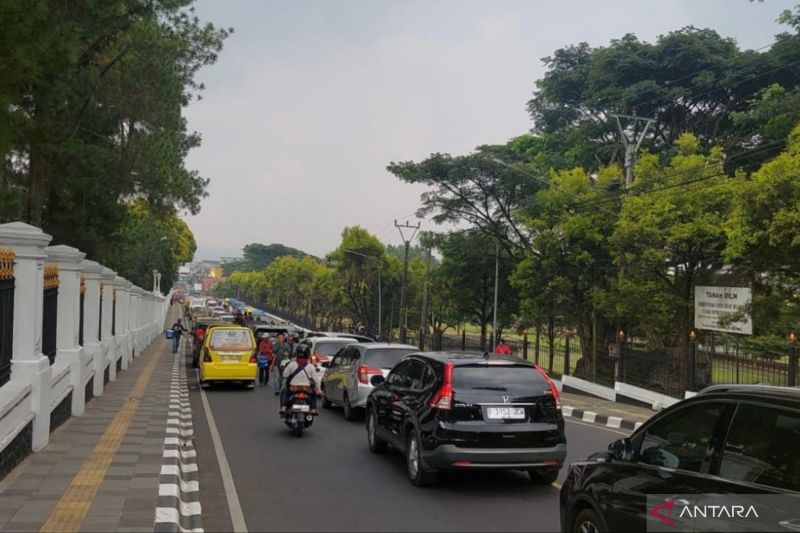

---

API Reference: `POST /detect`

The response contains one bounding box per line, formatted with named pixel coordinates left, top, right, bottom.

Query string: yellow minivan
left=199, top=325, right=258, bottom=389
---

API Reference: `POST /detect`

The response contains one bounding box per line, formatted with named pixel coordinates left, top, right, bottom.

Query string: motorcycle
left=282, top=386, right=316, bottom=437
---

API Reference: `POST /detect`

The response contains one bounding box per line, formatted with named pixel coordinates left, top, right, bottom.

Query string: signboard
left=694, top=286, right=752, bottom=335
left=193, top=283, right=202, bottom=292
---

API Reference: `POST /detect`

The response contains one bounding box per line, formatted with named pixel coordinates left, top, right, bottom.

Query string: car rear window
left=452, top=365, right=549, bottom=396
left=315, top=341, right=352, bottom=356
left=209, top=329, right=253, bottom=351
left=365, top=349, right=417, bottom=368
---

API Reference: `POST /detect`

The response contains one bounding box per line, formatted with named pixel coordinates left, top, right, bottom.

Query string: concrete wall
left=0, top=222, right=170, bottom=477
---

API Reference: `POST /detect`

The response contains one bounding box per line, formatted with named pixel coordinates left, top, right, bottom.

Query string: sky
left=183, top=0, right=798, bottom=261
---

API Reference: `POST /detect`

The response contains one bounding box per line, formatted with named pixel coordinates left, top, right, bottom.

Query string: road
left=187, top=363, right=629, bottom=533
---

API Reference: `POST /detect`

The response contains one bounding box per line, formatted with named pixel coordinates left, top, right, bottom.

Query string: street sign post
left=694, top=286, right=752, bottom=335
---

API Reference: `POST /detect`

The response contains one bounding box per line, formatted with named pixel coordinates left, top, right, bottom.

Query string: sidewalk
left=560, top=390, right=655, bottom=430
left=0, top=309, right=189, bottom=533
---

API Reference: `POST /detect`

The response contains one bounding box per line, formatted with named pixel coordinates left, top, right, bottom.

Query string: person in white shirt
left=279, top=345, right=320, bottom=417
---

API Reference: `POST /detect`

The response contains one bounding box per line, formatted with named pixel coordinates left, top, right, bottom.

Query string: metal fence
left=42, top=287, right=58, bottom=365
left=78, top=283, right=84, bottom=346
left=0, top=251, right=14, bottom=387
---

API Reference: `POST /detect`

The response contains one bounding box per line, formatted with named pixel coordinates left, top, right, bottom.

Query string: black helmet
left=294, top=344, right=310, bottom=359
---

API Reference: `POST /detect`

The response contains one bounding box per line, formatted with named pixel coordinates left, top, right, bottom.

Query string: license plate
left=223, top=355, right=240, bottom=362
left=292, top=405, right=310, bottom=413
left=487, top=407, right=525, bottom=420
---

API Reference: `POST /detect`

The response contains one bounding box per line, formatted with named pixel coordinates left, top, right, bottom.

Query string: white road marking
left=198, top=369, right=248, bottom=533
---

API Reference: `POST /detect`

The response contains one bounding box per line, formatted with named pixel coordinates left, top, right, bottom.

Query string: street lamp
left=344, top=249, right=382, bottom=339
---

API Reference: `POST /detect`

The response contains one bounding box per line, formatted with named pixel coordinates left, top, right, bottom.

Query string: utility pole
left=611, top=114, right=655, bottom=187
left=492, top=238, right=499, bottom=350
left=395, top=219, right=420, bottom=343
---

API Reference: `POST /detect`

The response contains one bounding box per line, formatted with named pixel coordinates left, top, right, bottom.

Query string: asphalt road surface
left=187, top=366, right=630, bottom=533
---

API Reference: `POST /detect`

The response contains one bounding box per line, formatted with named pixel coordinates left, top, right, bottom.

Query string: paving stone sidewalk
left=0, top=327, right=178, bottom=532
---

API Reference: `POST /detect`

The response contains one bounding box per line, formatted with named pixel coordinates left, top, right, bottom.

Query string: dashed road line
left=155, top=346, right=203, bottom=533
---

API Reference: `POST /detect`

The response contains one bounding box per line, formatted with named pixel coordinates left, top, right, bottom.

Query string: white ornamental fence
left=0, top=222, right=169, bottom=467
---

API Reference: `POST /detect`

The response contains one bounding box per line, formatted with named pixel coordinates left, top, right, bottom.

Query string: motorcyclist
left=279, top=344, right=320, bottom=419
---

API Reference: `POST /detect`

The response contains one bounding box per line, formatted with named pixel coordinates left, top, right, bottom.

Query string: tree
left=0, top=0, right=230, bottom=260
left=527, top=23, right=800, bottom=170
left=435, top=230, right=517, bottom=350
left=223, top=243, right=309, bottom=275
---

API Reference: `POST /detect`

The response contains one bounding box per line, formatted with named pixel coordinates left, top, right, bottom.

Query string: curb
left=155, top=347, right=203, bottom=533
left=562, top=405, right=644, bottom=432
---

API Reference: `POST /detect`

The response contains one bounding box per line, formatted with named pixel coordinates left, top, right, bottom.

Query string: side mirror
left=608, top=438, right=632, bottom=462
left=370, top=375, right=385, bottom=387
left=321, top=362, right=331, bottom=369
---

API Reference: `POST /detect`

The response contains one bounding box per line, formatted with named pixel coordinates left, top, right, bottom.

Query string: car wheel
left=406, top=428, right=436, bottom=487
left=528, top=468, right=559, bottom=485
left=343, top=393, right=358, bottom=421
left=367, top=409, right=387, bottom=453
left=572, top=508, right=605, bottom=533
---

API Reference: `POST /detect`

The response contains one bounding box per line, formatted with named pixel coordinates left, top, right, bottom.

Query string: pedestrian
left=257, top=334, right=273, bottom=386
left=495, top=338, right=512, bottom=356
left=170, top=318, right=188, bottom=354
left=270, top=333, right=291, bottom=395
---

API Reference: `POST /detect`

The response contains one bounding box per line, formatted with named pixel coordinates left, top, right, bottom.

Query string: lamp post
left=344, top=250, right=381, bottom=339
left=152, top=269, right=158, bottom=293
left=789, top=332, right=797, bottom=387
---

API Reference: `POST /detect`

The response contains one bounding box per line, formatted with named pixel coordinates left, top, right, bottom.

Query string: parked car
left=366, top=352, right=565, bottom=486
left=321, top=343, right=417, bottom=420
left=559, top=384, right=800, bottom=533
left=199, top=325, right=257, bottom=389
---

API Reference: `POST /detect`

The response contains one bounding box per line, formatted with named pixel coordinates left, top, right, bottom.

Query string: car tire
left=343, top=393, right=358, bottom=421
left=572, top=507, right=605, bottom=533
left=528, top=468, right=559, bottom=485
left=367, top=409, right=387, bottom=454
left=321, top=385, right=332, bottom=409
left=406, top=428, right=436, bottom=487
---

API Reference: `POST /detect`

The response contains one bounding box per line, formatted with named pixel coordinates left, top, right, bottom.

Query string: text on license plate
left=292, top=405, right=311, bottom=412
left=487, top=407, right=525, bottom=419
left=223, top=355, right=241, bottom=362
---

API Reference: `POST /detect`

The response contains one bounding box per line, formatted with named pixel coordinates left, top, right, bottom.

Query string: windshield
left=365, top=349, right=417, bottom=368
left=452, top=365, right=549, bottom=396
left=315, top=341, right=353, bottom=356
left=208, top=329, right=253, bottom=351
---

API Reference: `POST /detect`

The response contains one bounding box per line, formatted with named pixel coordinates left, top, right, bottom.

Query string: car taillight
left=249, top=354, right=257, bottom=363
left=430, top=362, right=454, bottom=410
left=534, top=364, right=561, bottom=410
left=202, top=348, right=212, bottom=362
left=357, top=365, right=382, bottom=384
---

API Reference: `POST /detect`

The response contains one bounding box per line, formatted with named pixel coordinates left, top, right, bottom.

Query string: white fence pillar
left=99, top=268, right=116, bottom=382
left=46, top=245, right=86, bottom=416
left=113, top=277, right=128, bottom=370
left=81, top=260, right=104, bottom=397
left=0, top=222, right=53, bottom=451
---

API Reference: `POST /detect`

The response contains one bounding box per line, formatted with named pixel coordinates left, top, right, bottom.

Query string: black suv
left=560, top=385, right=800, bottom=533
left=366, top=352, right=566, bottom=486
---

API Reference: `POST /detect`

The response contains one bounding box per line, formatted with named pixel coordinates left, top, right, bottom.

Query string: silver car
left=321, top=343, right=418, bottom=420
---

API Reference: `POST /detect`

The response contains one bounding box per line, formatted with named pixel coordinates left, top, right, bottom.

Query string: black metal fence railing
left=0, top=275, right=14, bottom=387
left=78, top=289, right=84, bottom=346
left=42, top=286, right=58, bottom=365
left=111, top=295, right=116, bottom=336
left=98, top=291, right=102, bottom=341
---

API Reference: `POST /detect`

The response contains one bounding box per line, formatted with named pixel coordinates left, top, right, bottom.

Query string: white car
left=321, top=343, right=418, bottom=420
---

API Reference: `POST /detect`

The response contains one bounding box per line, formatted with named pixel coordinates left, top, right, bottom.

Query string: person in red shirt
left=495, top=338, right=512, bottom=356
left=258, top=335, right=274, bottom=384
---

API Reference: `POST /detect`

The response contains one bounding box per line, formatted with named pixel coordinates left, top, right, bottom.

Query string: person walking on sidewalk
left=494, top=338, right=512, bottom=356
left=170, top=319, right=188, bottom=354
left=270, top=333, right=291, bottom=395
